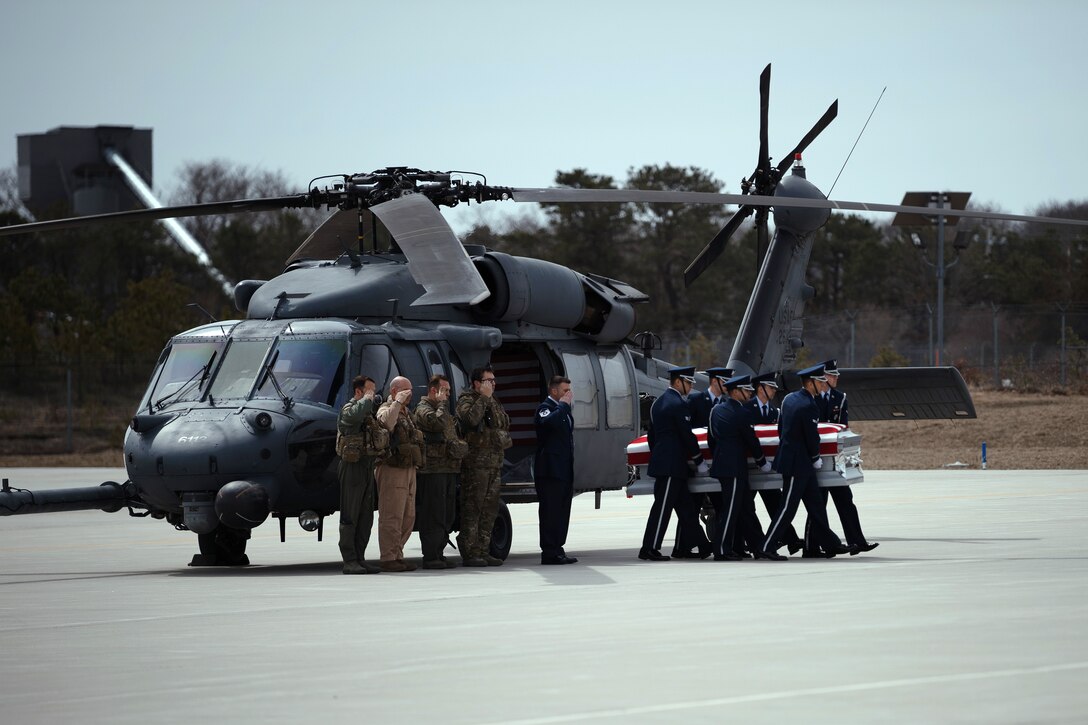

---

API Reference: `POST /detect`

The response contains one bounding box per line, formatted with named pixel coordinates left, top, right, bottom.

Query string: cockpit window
left=143, top=340, right=226, bottom=410
left=255, top=337, right=347, bottom=407
left=209, top=339, right=273, bottom=400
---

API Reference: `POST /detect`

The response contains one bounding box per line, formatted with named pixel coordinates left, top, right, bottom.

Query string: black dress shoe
left=638, top=549, right=671, bottom=561
left=850, top=541, right=880, bottom=555
left=670, top=550, right=700, bottom=559
left=824, top=543, right=853, bottom=557
left=787, top=540, right=805, bottom=556
left=801, top=549, right=827, bottom=559
left=560, top=554, right=578, bottom=564
left=754, top=550, right=787, bottom=561
left=713, top=552, right=743, bottom=561
left=541, top=555, right=565, bottom=565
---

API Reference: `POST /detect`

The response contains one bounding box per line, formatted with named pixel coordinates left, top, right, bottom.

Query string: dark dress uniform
left=708, top=395, right=767, bottom=557
left=640, top=386, right=704, bottom=558
left=761, top=383, right=844, bottom=556
left=811, top=385, right=871, bottom=548
left=534, top=395, right=575, bottom=563
left=745, top=395, right=804, bottom=552
left=671, top=386, right=721, bottom=557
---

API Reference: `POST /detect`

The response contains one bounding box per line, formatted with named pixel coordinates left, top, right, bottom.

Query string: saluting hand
left=560, top=389, right=574, bottom=406
left=395, top=389, right=412, bottom=405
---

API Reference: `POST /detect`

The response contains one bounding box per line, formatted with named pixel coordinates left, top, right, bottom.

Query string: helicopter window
left=598, top=350, right=634, bottom=429
left=561, top=352, right=598, bottom=429
left=209, top=339, right=273, bottom=400
left=359, top=344, right=399, bottom=397
left=255, top=337, right=348, bottom=407
left=144, top=340, right=226, bottom=408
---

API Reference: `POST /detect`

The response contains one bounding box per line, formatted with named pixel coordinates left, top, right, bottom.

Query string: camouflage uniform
left=455, top=389, right=511, bottom=561
left=376, top=399, right=422, bottom=563
left=413, top=396, right=466, bottom=566
left=337, top=396, right=378, bottom=568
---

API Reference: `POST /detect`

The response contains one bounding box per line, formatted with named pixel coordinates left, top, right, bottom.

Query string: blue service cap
left=751, top=372, right=779, bottom=388
left=667, top=365, right=697, bottom=382
left=822, top=359, right=841, bottom=376
left=702, top=366, right=733, bottom=381
left=796, top=363, right=828, bottom=381
left=724, top=374, right=754, bottom=391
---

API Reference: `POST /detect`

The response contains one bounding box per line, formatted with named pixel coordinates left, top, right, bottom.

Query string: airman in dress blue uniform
left=672, top=366, right=731, bottom=559
left=810, top=360, right=879, bottom=556
left=745, top=372, right=804, bottom=555
left=708, top=374, right=772, bottom=560
left=760, top=363, right=850, bottom=561
left=639, top=366, right=704, bottom=561
left=535, top=375, right=578, bottom=565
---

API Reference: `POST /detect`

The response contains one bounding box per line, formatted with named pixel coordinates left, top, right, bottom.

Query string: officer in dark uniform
left=535, top=375, right=578, bottom=565
left=745, top=372, right=804, bottom=555
left=639, top=366, right=704, bottom=561
left=671, top=366, right=731, bottom=558
left=708, top=374, right=772, bottom=560
left=810, top=360, right=879, bottom=555
left=760, top=363, right=850, bottom=561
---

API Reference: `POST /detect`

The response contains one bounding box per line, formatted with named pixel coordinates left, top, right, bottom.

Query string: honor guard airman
left=535, top=375, right=578, bottom=565
left=760, top=363, right=850, bottom=560
left=639, top=366, right=705, bottom=561
left=672, top=366, right=732, bottom=558
left=708, top=374, right=773, bottom=560
left=745, top=372, right=804, bottom=555
left=811, top=360, right=879, bottom=555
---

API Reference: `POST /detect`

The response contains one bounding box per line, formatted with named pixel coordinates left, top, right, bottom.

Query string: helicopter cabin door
left=547, top=342, right=637, bottom=494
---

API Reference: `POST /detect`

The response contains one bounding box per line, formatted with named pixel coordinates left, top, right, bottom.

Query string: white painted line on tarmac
left=495, top=661, right=1088, bottom=724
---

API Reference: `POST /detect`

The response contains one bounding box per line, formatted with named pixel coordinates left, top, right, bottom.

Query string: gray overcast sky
left=3, top=0, right=1086, bottom=233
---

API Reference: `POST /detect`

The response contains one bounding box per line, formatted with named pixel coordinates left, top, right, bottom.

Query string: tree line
left=1, top=161, right=1087, bottom=374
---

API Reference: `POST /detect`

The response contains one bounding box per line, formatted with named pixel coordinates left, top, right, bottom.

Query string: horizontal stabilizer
left=837, top=366, right=977, bottom=420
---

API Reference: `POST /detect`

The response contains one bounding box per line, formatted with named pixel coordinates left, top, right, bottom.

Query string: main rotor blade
left=369, top=195, right=491, bottom=307
left=286, top=208, right=360, bottom=264
left=757, top=64, right=771, bottom=180
left=0, top=195, right=313, bottom=237
left=683, top=205, right=755, bottom=286
left=776, top=99, right=839, bottom=176
left=511, top=188, right=748, bottom=205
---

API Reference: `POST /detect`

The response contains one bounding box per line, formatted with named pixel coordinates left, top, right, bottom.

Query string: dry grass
left=1, top=389, right=1084, bottom=470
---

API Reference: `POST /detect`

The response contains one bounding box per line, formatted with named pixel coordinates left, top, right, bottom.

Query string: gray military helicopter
left=3, top=65, right=1085, bottom=566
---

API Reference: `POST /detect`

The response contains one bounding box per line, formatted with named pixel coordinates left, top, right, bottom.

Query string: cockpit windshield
left=143, top=340, right=226, bottom=410
left=254, top=337, right=347, bottom=407
left=208, top=339, right=272, bottom=401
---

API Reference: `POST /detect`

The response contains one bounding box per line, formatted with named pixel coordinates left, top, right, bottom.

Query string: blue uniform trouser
left=642, top=475, right=701, bottom=554
left=537, top=475, right=573, bottom=559
left=806, top=485, right=866, bottom=548
left=763, top=471, right=841, bottom=553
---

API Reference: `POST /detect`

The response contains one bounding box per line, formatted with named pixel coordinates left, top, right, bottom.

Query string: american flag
left=490, top=350, right=544, bottom=447
left=626, top=423, right=847, bottom=466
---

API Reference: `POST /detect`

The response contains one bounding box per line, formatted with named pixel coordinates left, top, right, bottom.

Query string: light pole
left=893, top=191, right=971, bottom=366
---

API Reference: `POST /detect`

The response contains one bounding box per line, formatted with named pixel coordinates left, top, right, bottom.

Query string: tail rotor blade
left=757, top=64, right=771, bottom=179
left=683, top=205, right=755, bottom=287
left=776, top=100, right=839, bottom=176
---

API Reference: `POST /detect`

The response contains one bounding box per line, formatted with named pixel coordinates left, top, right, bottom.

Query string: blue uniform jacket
left=647, top=388, right=701, bottom=478
left=687, top=389, right=715, bottom=429
left=534, top=396, right=574, bottom=482
left=773, top=389, right=822, bottom=475
left=819, top=388, right=848, bottom=425
left=744, top=397, right=779, bottom=424
left=708, top=398, right=767, bottom=479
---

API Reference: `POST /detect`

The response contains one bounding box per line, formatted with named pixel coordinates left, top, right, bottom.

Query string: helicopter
left=4, top=64, right=1087, bottom=567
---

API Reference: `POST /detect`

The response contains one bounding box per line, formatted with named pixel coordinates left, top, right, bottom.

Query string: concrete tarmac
left=1, top=468, right=1086, bottom=724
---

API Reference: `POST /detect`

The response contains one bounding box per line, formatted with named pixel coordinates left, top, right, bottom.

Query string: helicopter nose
left=215, top=480, right=270, bottom=529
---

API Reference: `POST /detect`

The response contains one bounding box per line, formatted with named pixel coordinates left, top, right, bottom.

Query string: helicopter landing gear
left=191, top=526, right=251, bottom=566
left=488, top=500, right=512, bottom=561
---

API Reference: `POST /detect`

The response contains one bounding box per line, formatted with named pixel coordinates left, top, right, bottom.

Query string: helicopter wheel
left=194, top=526, right=251, bottom=566
left=488, top=500, right=512, bottom=561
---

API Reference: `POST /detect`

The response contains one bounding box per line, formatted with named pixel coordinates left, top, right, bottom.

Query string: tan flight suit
left=455, top=390, right=511, bottom=560
left=376, top=398, right=423, bottom=562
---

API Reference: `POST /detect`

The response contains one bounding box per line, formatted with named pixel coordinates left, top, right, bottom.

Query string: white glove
left=696, top=461, right=710, bottom=476
left=759, top=461, right=772, bottom=473
left=813, top=458, right=824, bottom=470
